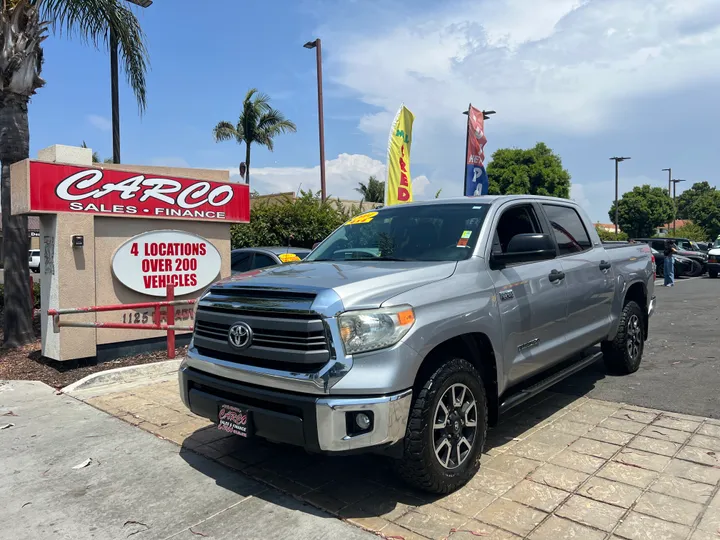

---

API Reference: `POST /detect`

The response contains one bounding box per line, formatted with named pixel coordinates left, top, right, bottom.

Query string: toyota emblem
left=228, top=322, right=253, bottom=350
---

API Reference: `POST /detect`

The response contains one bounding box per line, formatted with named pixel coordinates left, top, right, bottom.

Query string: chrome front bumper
left=315, top=390, right=412, bottom=452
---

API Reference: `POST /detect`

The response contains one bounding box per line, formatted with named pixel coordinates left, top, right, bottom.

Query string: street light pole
left=671, top=179, right=686, bottom=236
left=304, top=39, right=327, bottom=202
left=662, top=168, right=671, bottom=197
left=110, top=0, right=152, bottom=164
left=609, top=157, right=631, bottom=237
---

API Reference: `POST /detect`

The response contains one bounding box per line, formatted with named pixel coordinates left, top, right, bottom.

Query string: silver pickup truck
left=180, top=195, right=656, bottom=493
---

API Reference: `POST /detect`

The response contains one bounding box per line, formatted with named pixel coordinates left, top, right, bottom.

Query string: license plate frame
left=217, top=403, right=252, bottom=438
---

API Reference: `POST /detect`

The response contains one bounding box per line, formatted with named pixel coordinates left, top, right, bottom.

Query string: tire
left=687, top=261, right=703, bottom=277
left=602, top=301, right=644, bottom=375
left=710, top=269, right=718, bottom=279
left=394, top=358, right=488, bottom=494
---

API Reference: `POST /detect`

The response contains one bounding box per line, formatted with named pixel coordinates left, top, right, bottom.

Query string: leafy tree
left=688, top=190, right=720, bottom=240
left=213, top=89, right=296, bottom=186
left=355, top=176, right=385, bottom=203
left=608, top=185, right=674, bottom=238
left=0, top=1, right=149, bottom=347
left=675, top=222, right=708, bottom=241
left=595, top=226, right=628, bottom=241
left=676, top=182, right=715, bottom=220
left=81, top=141, right=112, bottom=164
left=487, top=142, right=571, bottom=198
left=231, top=191, right=359, bottom=249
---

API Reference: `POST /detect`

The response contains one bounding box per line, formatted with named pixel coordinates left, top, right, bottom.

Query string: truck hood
left=214, top=261, right=457, bottom=310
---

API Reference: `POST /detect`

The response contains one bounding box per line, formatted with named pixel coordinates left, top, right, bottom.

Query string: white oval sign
left=112, top=230, right=222, bottom=297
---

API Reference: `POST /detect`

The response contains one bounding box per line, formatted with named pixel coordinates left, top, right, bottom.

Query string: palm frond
left=213, top=120, right=240, bottom=143
left=38, top=0, right=149, bottom=112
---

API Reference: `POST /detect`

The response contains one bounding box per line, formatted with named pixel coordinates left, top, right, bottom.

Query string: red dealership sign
left=25, top=161, right=249, bottom=223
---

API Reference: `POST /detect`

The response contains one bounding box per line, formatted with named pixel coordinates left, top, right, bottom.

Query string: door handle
left=599, top=260, right=611, bottom=271
left=548, top=269, right=565, bottom=283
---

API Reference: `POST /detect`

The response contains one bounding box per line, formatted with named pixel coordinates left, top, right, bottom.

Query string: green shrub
left=595, top=226, right=628, bottom=241
left=231, top=190, right=364, bottom=249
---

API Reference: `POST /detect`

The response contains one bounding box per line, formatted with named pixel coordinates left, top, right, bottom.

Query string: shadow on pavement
left=178, top=357, right=612, bottom=530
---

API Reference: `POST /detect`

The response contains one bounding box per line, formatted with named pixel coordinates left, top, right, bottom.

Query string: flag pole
left=463, top=103, right=471, bottom=195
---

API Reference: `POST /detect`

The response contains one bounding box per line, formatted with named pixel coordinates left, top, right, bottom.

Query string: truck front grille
left=192, top=287, right=332, bottom=373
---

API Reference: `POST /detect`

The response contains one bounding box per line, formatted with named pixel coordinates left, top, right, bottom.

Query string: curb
left=62, top=359, right=181, bottom=395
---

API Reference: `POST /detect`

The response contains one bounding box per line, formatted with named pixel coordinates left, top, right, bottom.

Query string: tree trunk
left=245, top=142, right=251, bottom=186
left=0, top=96, right=34, bottom=348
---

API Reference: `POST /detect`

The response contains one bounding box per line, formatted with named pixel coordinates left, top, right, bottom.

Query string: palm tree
left=213, top=88, right=297, bottom=186
left=0, top=1, right=148, bottom=347
left=356, top=176, right=385, bottom=203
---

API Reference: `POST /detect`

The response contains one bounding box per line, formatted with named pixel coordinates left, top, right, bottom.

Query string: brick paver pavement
left=78, top=380, right=720, bottom=540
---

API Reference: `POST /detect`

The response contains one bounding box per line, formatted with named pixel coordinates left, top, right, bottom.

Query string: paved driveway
left=553, top=276, right=720, bottom=418
left=0, top=381, right=373, bottom=540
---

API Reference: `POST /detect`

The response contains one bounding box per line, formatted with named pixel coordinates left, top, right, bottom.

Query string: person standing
left=664, top=239, right=677, bottom=286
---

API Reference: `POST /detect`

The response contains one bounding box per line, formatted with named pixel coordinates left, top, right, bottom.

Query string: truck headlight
left=338, top=305, right=415, bottom=355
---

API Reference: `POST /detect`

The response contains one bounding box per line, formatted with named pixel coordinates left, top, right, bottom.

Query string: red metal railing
left=47, top=284, right=195, bottom=359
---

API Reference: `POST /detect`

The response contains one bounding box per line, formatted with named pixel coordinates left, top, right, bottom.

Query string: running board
left=498, top=351, right=603, bottom=415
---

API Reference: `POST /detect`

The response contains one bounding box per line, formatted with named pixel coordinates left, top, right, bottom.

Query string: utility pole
left=304, top=39, right=327, bottom=202
left=671, top=178, right=686, bottom=236
left=662, top=168, right=671, bottom=197
left=610, top=157, right=631, bottom=237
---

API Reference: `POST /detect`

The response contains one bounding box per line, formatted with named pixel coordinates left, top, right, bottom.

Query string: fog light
left=355, top=413, right=371, bottom=430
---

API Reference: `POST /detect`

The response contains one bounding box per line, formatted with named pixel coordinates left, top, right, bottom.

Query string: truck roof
left=375, top=195, right=578, bottom=209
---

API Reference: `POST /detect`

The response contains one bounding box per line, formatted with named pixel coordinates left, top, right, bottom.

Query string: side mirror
left=490, top=233, right=556, bottom=268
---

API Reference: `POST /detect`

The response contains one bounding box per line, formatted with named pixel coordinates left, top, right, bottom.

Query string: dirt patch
left=0, top=342, right=188, bottom=390
left=0, top=313, right=186, bottom=389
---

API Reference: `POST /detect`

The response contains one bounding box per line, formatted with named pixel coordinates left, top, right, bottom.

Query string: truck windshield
left=306, top=203, right=491, bottom=263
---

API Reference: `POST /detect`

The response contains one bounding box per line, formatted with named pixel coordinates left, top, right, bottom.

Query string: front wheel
left=709, top=269, right=718, bottom=279
left=602, top=301, right=644, bottom=374
left=394, top=358, right=487, bottom=494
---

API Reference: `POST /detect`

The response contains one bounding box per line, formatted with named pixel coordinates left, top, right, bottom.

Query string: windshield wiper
left=311, top=256, right=412, bottom=262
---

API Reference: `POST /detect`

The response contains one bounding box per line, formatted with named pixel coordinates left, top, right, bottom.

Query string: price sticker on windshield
left=278, top=253, right=301, bottom=263
left=345, top=212, right=378, bottom=226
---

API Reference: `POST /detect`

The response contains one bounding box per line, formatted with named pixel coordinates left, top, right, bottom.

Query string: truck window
left=542, top=204, right=592, bottom=256
left=493, top=205, right=541, bottom=253
left=306, top=203, right=491, bottom=262
left=230, top=252, right=251, bottom=273
left=250, top=253, right=277, bottom=269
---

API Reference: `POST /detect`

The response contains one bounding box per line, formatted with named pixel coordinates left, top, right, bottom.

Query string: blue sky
left=30, top=0, right=720, bottom=223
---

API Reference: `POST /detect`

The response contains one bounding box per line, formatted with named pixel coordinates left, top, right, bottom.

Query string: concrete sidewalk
left=72, top=376, right=720, bottom=540
left=0, top=380, right=373, bottom=540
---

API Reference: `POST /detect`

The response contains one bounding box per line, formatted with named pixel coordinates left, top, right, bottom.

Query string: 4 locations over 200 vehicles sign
left=26, top=162, right=250, bottom=222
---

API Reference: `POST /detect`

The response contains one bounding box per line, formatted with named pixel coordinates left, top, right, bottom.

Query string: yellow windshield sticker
left=345, top=212, right=378, bottom=225
left=278, top=253, right=301, bottom=263
left=461, top=230, right=472, bottom=239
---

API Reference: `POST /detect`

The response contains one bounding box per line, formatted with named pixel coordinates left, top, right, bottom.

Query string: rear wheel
left=394, top=358, right=487, bottom=494
left=710, top=269, right=718, bottom=279
left=687, top=261, right=703, bottom=277
left=602, top=301, right=644, bottom=375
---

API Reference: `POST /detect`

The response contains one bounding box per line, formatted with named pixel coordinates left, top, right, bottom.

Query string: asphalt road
left=553, top=275, right=720, bottom=419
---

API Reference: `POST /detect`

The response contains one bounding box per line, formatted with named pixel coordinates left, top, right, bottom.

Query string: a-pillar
left=38, top=145, right=97, bottom=361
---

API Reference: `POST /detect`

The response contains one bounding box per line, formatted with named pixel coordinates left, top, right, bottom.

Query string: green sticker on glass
left=461, top=230, right=472, bottom=239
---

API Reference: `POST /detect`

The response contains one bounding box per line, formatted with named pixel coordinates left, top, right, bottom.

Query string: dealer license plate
left=217, top=403, right=252, bottom=438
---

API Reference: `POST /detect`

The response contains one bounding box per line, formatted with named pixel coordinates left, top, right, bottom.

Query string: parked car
left=28, top=250, right=40, bottom=273
left=707, top=238, right=720, bottom=279
left=230, top=247, right=311, bottom=274
left=181, top=196, right=655, bottom=494
left=650, top=247, right=696, bottom=278
left=633, top=238, right=707, bottom=276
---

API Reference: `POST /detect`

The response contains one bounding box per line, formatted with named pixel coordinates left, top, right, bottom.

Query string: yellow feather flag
left=385, top=105, right=415, bottom=206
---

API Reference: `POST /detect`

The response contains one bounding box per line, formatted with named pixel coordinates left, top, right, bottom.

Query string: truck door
left=540, top=203, right=614, bottom=350
left=486, top=202, right=569, bottom=387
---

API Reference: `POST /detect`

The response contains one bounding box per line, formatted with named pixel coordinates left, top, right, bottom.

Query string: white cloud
left=326, top=0, right=720, bottom=136
left=149, top=156, right=191, bottom=168
left=87, top=114, right=112, bottom=132
left=226, top=153, right=431, bottom=201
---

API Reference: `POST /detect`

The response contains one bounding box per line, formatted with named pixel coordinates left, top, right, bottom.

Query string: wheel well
left=624, top=282, right=648, bottom=338
left=414, top=333, right=499, bottom=426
